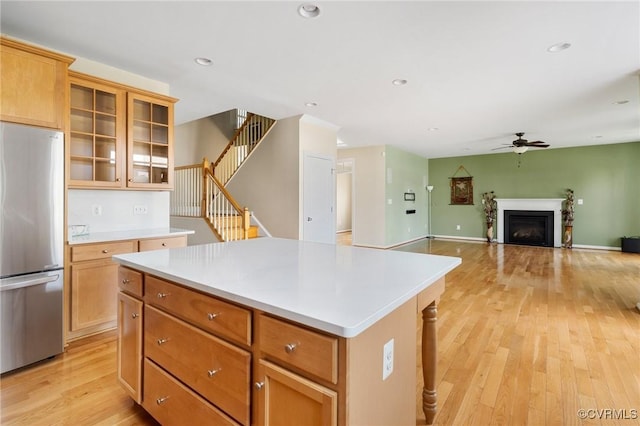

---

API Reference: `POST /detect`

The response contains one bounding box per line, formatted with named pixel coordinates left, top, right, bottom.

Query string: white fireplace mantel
left=495, top=198, right=564, bottom=247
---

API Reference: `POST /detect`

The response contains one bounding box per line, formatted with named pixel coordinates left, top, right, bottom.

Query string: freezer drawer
left=1, top=270, right=64, bottom=373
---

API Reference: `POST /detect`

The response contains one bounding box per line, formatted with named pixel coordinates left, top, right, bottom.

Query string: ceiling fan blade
left=528, top=144, right=550, bottom=148
left=526, top=140, right=547, bottom=145
left=491, top=146, right=512, bottom=151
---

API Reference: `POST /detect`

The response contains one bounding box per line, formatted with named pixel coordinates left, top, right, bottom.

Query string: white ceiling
left=2, top=1, right=638, bottom=158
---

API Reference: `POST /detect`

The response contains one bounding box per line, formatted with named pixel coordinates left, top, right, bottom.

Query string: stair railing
left=213, top=113, right=275, bottom=185
left=171, top=161, right=204, bottom=217
left=203, top=167, right=250, bottom=242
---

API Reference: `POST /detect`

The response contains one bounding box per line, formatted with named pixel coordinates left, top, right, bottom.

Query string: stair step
left=214, top=223, right=259, bottom=239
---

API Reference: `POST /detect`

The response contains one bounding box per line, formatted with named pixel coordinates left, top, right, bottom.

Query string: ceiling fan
left=494, top=132, right=550, bottom=154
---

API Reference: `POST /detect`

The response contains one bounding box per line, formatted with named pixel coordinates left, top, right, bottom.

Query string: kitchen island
left=113, top=238, right=461, bottom=425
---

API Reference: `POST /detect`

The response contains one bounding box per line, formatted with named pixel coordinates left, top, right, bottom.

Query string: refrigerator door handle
left=0, top=274, right=61, bottom=292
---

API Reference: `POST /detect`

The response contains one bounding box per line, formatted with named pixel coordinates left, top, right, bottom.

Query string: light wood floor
left=1, top=239, right=639, bottom=425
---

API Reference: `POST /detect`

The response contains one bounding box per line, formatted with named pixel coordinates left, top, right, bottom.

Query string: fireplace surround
left=495, top=198, right=564, bottom=247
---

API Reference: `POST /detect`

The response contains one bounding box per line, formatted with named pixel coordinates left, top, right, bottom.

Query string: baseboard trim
left=352, top=235, right=429, bottom=250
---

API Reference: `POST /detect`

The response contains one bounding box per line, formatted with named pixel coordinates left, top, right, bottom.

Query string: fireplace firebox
left=504, top=210, right=554, bottom=247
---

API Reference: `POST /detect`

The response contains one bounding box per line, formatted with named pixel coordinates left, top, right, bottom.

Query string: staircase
left=170, top=111, right=275, bottom=242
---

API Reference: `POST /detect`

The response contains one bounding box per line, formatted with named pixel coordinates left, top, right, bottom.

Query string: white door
left=303, top=154, right=335, bottom=244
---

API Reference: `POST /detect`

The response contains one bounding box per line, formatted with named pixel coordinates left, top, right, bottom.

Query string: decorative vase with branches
left=481, top=191, right=497, bottom=242
left=562, top=188, right=574, bottom=248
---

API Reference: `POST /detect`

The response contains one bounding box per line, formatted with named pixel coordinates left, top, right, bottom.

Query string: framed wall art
left=449, top=165, right=474, bottom=205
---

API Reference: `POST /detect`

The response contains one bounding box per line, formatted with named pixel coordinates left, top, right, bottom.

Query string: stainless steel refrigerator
left=0, top=121, right=64, bottom=374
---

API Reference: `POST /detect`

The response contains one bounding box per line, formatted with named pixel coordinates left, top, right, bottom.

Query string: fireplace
left=495, top=198, right=564, bottom=247
left=504, top=210, right=553, bottom=247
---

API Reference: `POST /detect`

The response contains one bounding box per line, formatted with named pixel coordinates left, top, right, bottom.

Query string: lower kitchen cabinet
left=143, top=358, right=239, bottom=426
left=117, top=291, right=143, bottom=403
left=144, top=305, right=251, bottom=424
left=255, top=360, right=337, bottom=426
left=118, top=269, right=343, bottom=426
left=67, top=235, right=186, bottom=342
left=70, top=259, right=120, bottom=332
left=67, top=240, right=137, bottom=341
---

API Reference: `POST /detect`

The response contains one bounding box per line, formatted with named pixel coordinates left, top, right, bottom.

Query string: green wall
left=385, top=145, right=429, bottom=246
left=428, top=142, right=640, bottom=248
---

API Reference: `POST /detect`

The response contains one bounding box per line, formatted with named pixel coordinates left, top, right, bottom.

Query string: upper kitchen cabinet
left=127, top=93, right=174, bottom=189
left=67, top=72, right=177, bottom=190
left=0, top=37, right=74, bottom=130
left=68, top=74, right=126, bottom=188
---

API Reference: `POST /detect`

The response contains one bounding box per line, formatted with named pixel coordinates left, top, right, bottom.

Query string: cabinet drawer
left=145, top=305, right=251, bottom=425
left=71, top=240, right=137, bottom=262
left=138, top=235, right=187, bottom=252
left=259, top=315, right=338, bottom=384
left=143, top=358, right=239, bottom=426
left=118, top=267, right=143, bottom=297
left=145, top=276, right=251, bottom=346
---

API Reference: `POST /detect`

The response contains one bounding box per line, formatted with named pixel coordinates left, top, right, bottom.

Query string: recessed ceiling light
left=547, top=42, right=571, bottom=53
left=392, top=79, right=407, bottom=86
left=614, top=100, right=629, bottom=105
left=427, top=127, right=439, bottom=131
left=194, top=57, right=213, bottom=66
left=305, top=102, right=318, bottom=107
left=298, top=4, right=320, bottom=18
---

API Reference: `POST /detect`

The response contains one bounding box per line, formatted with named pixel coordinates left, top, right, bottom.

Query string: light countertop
left=113, top=238, right=461, bottom=338
left=68, top=227, right=194, bottom=245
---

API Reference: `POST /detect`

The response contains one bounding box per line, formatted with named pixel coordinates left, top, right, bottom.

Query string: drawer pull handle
left=131, top=313, right=139, bottom=319
left=284, top=343, right=297, bottom=353
left=161, top=243, right=167, bottom=246
left=156, top=396, right=169, bottom=405
left=157, top=338, right=169, bottom=345
left=207, top=368, right=221, bottom=377
left=255, top=382, right=265, bottom=390
left=102, top=249, right=109, bottom=254
left=207, top=313, right=219, bottom=321
left=121, top=279, right=130, bottom=284
left=157, top=292, right=169, bottom=299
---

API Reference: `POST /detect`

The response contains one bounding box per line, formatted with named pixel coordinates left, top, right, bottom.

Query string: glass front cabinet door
left=68, top=76, right=126, bottom=187
left=127, top=93, right=174, bottom=189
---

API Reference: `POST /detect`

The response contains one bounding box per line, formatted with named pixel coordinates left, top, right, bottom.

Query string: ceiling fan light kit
left=513, top=146, right=528, bottom=154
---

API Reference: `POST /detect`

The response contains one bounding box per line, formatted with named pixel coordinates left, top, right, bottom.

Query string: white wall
left=226, top=116, right=301, bottom=239
left=174, top=111, right=234, bottom=166
left=338, top=146, right=386, bottom=247
left=70, top=57, right=170, bottom=96
left=68, top=190, right=169, bottom=233
left=170, top=217, right=218, bottom=245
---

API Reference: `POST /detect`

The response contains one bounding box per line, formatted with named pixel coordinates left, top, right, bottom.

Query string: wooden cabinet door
left=0, top=38, right=73, bottom=129
left=70, top=259, right=119, bottom=332
left=117, top=292, right=142, bottom=403
left=127, top=92, right=175, bottom=189
left=255, top=360, right=337, bottom=426
left=68, top=74, right=126, bottom=188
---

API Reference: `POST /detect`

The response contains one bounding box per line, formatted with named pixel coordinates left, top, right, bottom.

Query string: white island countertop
left=68, top=227, right=194, bottom=245
left=113, top=238, right=461, bottom=338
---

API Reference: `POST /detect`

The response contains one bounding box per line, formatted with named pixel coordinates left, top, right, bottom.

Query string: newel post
left=243, top=208, right=250, bottom=239
left=201, top=158, right=209, bottom=218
